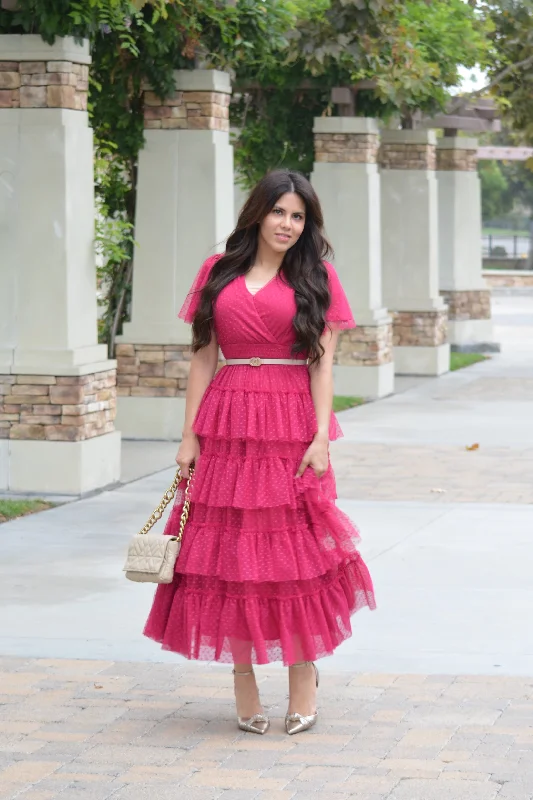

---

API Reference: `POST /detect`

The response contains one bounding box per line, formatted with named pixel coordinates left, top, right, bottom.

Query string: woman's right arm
left=176, top=331, right=219, bottom=478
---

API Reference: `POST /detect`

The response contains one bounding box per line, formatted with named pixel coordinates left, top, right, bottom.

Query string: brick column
left=0, top=34, right=120, bottom=494
left=311, top=118, right=394, bottom=399
left=437, top=137, right=498, bottom=353
left=115, top=70, right=233, bottom=439
left=380, top=129, right=450, bottom=376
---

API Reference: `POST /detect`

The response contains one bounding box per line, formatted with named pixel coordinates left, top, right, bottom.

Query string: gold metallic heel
left=285, top=661, right=319, bottom=735
left=232, top=668, right=270, bottom=735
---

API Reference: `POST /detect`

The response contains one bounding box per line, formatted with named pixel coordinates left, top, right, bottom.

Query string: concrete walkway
left=1, top=292, right=533, bottom=798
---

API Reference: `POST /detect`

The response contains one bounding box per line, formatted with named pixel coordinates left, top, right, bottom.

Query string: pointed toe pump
left=232, top=668, right=270, bottom=735
left=237, top=712, right=271, bottom=735
left=285, top=661, right=320, bottom=735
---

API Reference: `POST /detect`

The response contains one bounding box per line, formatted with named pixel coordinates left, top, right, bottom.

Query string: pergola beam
left=477, top=146, right=533, bottom=161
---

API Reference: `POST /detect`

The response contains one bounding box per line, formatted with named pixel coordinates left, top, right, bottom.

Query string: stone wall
left=0, top=370, right=116, bottom=441
left=116, top=344, right=191, bottom=398
left=437, top=148, right=477, bottom=172
left=333, top=324, right=393, bottom=367
left=116, top=344, right=225, bottom=397
left=0, top=60, right=88, bottom=109
left=144, top=89, right=230, bottom=131
left=314, top=133, right=379, bottom=164
left=441, top=290, right=491, bottom=321
left=483, top=271, right=533, bottom=288
left=380, top=143, right=436, bottom=171
left=392, top=311, right=448, bottom=347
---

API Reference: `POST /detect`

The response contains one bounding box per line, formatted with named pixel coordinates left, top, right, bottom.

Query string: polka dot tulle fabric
left=143, top=256, right=376, bottom=665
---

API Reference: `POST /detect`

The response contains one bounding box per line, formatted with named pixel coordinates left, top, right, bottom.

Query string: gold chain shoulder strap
left=138, top=466, right=195, bottom=541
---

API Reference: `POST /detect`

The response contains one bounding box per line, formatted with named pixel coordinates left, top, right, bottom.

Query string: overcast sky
left=456, top=66, right=486, bottom=94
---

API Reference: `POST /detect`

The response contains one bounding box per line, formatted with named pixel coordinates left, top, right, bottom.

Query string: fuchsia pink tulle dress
left=143, top=254, right=376, bottom=665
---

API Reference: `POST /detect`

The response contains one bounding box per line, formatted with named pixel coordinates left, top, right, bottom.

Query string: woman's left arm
left=295, top=327, right=339, bottom=479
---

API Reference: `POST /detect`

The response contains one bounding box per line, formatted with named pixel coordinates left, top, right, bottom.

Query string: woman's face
left=258, top=192, right=306, bottom=255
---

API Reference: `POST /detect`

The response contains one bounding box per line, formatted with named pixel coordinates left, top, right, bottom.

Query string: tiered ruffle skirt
left=143, top=364, right=376, bottom=665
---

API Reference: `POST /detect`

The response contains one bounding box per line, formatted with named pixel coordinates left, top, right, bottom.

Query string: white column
left=115, top=70, right=233, bottom=439
left=437, top=137, right=497, bottom=351
left=234, top=181, right=248, bottom=226
left=231, top=127, right=248, bottom=225
left=0, top=35, right=120, bottom=495
left=311, top=117, right=393, bottom=398
left=381, top=129, right=450, bottom=376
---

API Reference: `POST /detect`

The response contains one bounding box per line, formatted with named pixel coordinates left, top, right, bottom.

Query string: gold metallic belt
left=225, top=357, right=309, bottom=366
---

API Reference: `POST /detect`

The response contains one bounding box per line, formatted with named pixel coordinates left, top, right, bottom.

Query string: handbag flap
left=124, top=533, right=177, bottom=574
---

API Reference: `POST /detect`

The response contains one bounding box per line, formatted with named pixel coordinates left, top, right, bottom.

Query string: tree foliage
left=0, top=0, right=494, bottom=348
left=478, top=160, right=512, bottom=220
left=232, top=0, right=491, bottom=187
left=483, top=0, right=533, bottom=141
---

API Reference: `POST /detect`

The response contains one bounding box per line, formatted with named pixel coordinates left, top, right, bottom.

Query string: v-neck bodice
left=242, top=271, right=280, bottom=297
left=213, top=269, right=301, bottom=359
left=178, top=253, right=356, bottom=361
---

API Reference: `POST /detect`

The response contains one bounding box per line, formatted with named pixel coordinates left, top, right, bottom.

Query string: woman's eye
left=293, top=214, right=303, bottom=220
left=273, top=208, right=282, bottom=215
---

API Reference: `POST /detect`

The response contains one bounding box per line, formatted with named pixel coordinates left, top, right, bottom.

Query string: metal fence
left=482, top=234, right=530, bottom=259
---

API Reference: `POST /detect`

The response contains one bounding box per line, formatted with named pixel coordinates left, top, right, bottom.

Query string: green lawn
left=333, top=395, right=365, bottom=412
left=450, top=352, right=489, bottom=372
left=483, top=227, right=529, bottom=237
left=0, top=499, right=54, bottom=524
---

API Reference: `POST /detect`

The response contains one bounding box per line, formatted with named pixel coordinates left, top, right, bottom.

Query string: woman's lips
left=275, top=233, right=290, bottom=242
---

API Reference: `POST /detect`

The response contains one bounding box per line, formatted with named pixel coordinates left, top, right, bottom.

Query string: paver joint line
left=0, top=660, right=532, bottom=798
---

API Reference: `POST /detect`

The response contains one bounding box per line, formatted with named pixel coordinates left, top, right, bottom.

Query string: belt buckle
left=249, top=357, right=262, bottom=366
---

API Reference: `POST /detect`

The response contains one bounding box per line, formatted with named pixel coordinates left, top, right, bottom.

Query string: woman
left=144, top=169, right=376, bottom=735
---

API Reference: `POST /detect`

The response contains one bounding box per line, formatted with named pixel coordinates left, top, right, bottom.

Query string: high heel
left=285, top=661, right=319, bottom=735
left=232, top=668, right=270, bottom=735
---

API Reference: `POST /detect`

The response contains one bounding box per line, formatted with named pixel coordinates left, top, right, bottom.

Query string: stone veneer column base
left=392, top=310, right=449, bottom=376
left=394, top=344, right=450, bottom=376
left=447, top=321, right=499, bottom=353
left=333, top=362, right=395, bottom=399
left=116, top=396, right=186, bottom=441
left=0, top=434, right=121, bottom=495
left=440, top=289, right=491, bottom=321
left=0, top=368, right=121, bottom=494
left=440, top=289, right=499, bottom=352
left=0, top=370, right=117, bottom=441
left=115, top=343, right=224, bottom=440
left=332, top=323, right=394, bottom=399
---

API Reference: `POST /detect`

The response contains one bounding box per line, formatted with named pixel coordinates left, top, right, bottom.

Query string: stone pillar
left=380, top=129, right=450, bottom=376
left=311, top=118, right=394, bottom=399
left=115, top=70, right=233, bottom=439
left=437, top=138, right=497, bottom=352
left=0, top=34, right=120, bottom=494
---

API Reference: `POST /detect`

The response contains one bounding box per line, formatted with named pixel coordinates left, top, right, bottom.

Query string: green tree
left=232, top=0, right=491, bottom=187
left=482, top=0, right=533, bottom=140
left=478, top=160, right=512, bottom=220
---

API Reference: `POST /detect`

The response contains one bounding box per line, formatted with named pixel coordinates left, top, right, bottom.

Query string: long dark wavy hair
left=191, top=169, right=333, bottom=365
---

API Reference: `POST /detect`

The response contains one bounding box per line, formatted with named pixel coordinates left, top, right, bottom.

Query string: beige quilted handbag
left=123, top=466, right=194, bottom=584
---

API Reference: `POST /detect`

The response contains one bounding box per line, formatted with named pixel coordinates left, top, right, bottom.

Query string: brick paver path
left=331, top=443, right=533, bottom=505
left=1, top=658, right=533, bottom=799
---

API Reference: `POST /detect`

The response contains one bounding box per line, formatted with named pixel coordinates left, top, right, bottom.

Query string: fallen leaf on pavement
left=466, top=443, right=480, bottom=451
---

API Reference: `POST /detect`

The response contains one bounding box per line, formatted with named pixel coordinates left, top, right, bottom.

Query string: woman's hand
left=176, top=431, right=200, bottom=479
left=295, top=434, right=329, bottom=479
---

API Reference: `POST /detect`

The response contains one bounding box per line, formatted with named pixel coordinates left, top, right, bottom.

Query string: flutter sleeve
left=178, top=253, right=221, bottom=324
left=323, top=260, right=356, bottom=331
